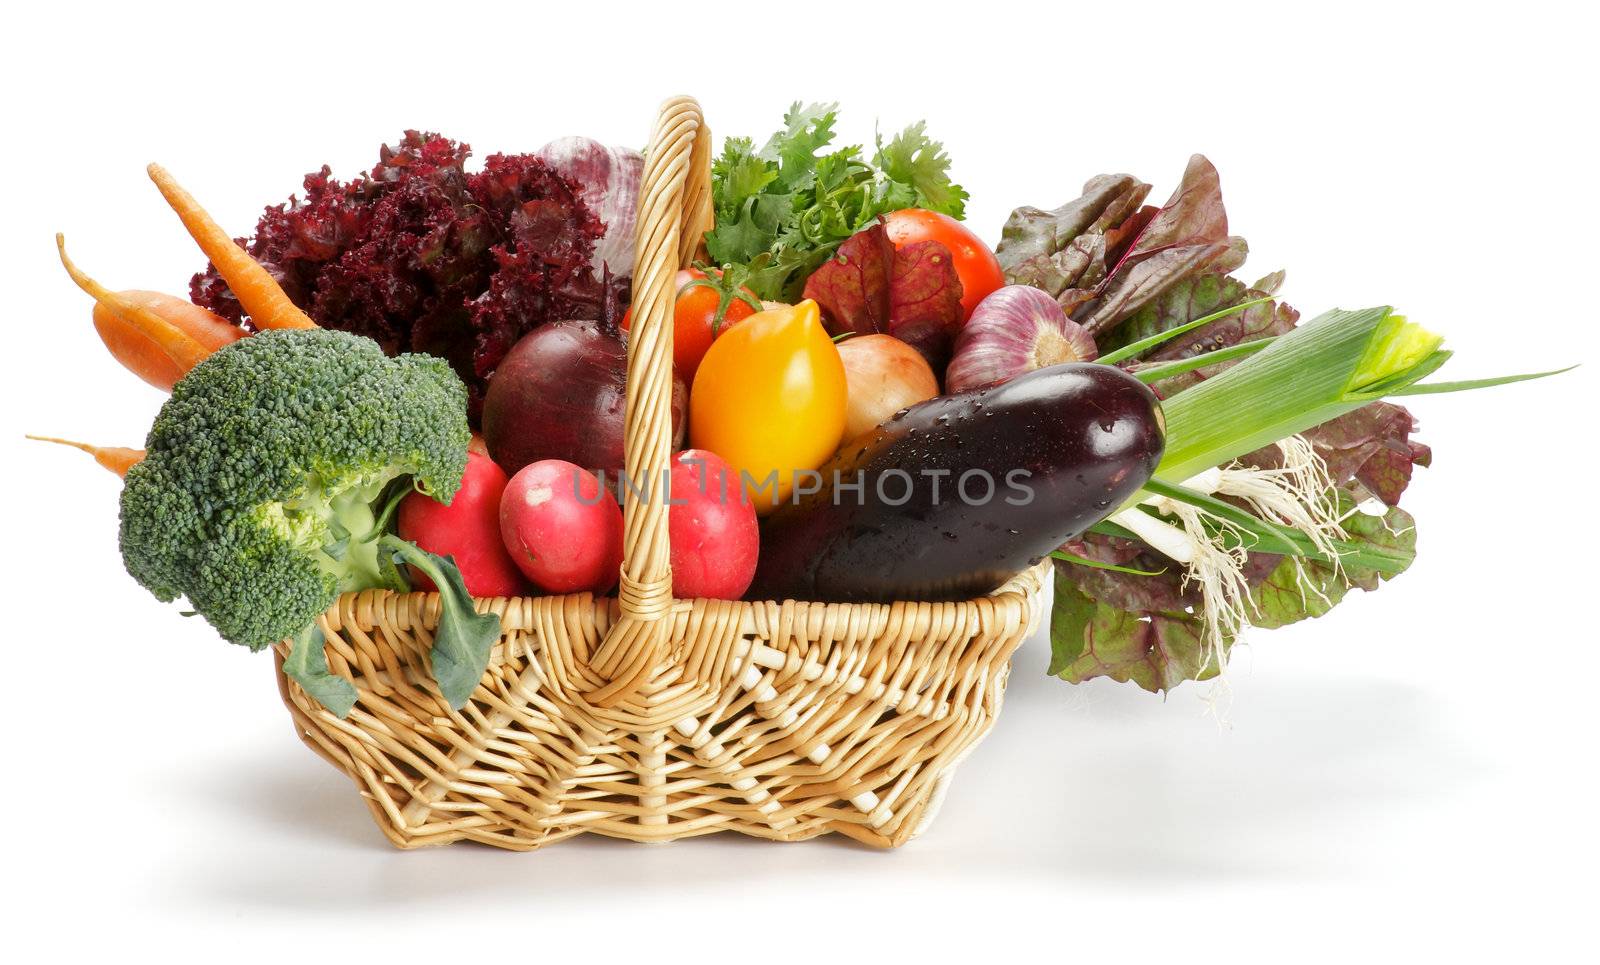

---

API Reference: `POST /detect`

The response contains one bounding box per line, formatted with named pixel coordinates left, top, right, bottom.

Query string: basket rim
left=345, top=558, right=1051, bottom=611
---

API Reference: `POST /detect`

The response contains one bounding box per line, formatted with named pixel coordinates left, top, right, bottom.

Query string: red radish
left=667, top=450, right=760, bottom=600
left=397, top=452, right=529, bottom=598
left=500, top=459, right=624, bottom=595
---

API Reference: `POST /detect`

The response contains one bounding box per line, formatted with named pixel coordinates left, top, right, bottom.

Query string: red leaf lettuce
left=189, top=131, right=615, bottom=421
left=997, top=155, right=1245, bottom=342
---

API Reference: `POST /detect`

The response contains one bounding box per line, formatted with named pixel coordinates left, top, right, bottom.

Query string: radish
left=397, top=452, right=529, bottom=598
left=500, top=459, right=624, bottom=595
left=668, top=450, right=760, bottom=600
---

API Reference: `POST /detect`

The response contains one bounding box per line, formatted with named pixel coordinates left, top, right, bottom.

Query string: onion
left=482, top=319, right=686, bottom=477
left=535, top=138, right=643, bottom=280
left=945, top=285, right=1097, bottom=393
left=836, top=334, right=940, bottom=443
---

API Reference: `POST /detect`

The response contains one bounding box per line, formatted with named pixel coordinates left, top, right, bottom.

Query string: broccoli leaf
left=381, top=536, right=500, bottom=709
left=282, top=624, right=358, bottom=717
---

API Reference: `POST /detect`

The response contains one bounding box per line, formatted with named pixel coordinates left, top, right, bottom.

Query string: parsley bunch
left=705, top=103, right=969, bottom=302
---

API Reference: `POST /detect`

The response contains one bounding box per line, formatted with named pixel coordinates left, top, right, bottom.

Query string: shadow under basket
left=272, top=95, right=1049, bottom=851
left=274, top=562, right=1047, bottom=851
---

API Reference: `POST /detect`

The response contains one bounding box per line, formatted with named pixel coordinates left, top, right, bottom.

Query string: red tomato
left=622, top=269, right=758, bottom=381
left=882, top=209, right=1004, bottom=322
left=397, top=452, right=529, bottom=597
left=667, top=449, right=759, bottom=599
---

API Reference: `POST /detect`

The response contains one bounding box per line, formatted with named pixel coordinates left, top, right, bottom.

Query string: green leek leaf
left=1129, top=339, right=1272, bottom=384
left=1050, top=550, right=1167, bottom=577
left=1096, top=296, right=1275, bottom=366
left=1387, top=365, right=1578, bottom=397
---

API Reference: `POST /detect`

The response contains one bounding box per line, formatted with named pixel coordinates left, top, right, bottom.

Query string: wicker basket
left=273, top=96, right=1050, bottom=851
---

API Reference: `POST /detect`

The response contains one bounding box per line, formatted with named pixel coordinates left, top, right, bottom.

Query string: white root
left=1216, top=434, right=1345, bottom=570
left=1111, top=436, right=1349, bottom=681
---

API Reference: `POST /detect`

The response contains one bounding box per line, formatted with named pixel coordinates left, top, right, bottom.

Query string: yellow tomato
left=689, top=300, right=847, bottom=514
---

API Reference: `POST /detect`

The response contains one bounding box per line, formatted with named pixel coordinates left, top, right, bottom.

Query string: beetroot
left=481, top=319, right=687, bottom=477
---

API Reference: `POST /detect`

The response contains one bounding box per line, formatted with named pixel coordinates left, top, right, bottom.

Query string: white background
left=4, top=1, right=1596, bottom=959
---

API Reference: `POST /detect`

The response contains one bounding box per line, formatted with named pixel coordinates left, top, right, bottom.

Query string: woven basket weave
left=273, top=96, right=1049, bottom=851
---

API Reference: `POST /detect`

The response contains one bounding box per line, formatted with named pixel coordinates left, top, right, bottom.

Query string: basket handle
left=585, top=96, right=712, bottom=707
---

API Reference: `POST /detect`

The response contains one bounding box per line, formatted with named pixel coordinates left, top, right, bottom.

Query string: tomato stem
left=688, top=261, right=764, bottom=335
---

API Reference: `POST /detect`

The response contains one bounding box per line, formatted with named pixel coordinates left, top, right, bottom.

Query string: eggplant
left=748, top=362, right=1164, bottom=603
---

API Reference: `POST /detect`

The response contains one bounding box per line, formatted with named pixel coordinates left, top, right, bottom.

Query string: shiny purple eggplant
left=748, top=362, right=1164, bottom=603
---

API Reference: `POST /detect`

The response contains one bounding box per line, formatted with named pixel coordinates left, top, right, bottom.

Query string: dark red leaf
left=802, top=222, right=963, bottom=369
left=189, top=131, right=618, bottom=424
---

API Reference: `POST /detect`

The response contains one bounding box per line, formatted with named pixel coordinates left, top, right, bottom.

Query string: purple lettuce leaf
left=996, top=174, right=1150, bottom=298
left=1051, top=489, right=1418, bottom=691
left=1249, top=494, right=1418, bottom=629
left=1067, top=155, right=1244, bottom=337
left=1246, top=402, right=1432, bottom=506
left=1049, top=570, right=1219, bottom=692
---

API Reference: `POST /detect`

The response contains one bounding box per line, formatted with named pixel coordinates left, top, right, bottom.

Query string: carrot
left=91, top=290, right=245, bottom=391
left=57, top=235, right=214, bottom=377
left=146, top=163, right=318, bottom=331
left=27, top=435, right=145, bottom=478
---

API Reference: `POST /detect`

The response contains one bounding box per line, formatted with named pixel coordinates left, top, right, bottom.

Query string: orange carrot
left=27, top=435, right=145, bottom=478
left=91, top=290, right=245, bottom=391
left=146, top=163, right=318, bottom=331
left=57, top=235, right=214, bottom=377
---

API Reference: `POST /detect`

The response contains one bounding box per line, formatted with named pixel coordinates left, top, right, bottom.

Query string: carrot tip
left=26, top=434, right=92, bottom=453
left=27, top=435, right=144, bottom=478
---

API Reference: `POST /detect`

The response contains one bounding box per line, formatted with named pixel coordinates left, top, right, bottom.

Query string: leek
left=1129, top=338, right=1273, bottom=385
left=1078, top=303, right=1568, bottom=687
left=1154, top=307, right=1437, bottom=484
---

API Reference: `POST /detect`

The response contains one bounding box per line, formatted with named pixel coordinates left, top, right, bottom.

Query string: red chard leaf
left=801, top=224, right=894, bottom=336
left=802, top=222, right=964, bottom=369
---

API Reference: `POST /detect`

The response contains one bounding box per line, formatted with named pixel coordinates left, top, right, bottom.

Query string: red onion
left=945, top=285, right=1097, bottom=393
left=535, top=138, right=643, bottom=280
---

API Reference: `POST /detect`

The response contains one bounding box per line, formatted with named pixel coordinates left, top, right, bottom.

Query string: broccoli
left=119, top=328, right=483, bottom=712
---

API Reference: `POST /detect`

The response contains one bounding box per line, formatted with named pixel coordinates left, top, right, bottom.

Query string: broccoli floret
left=119, top=328, right=470, bottom=653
